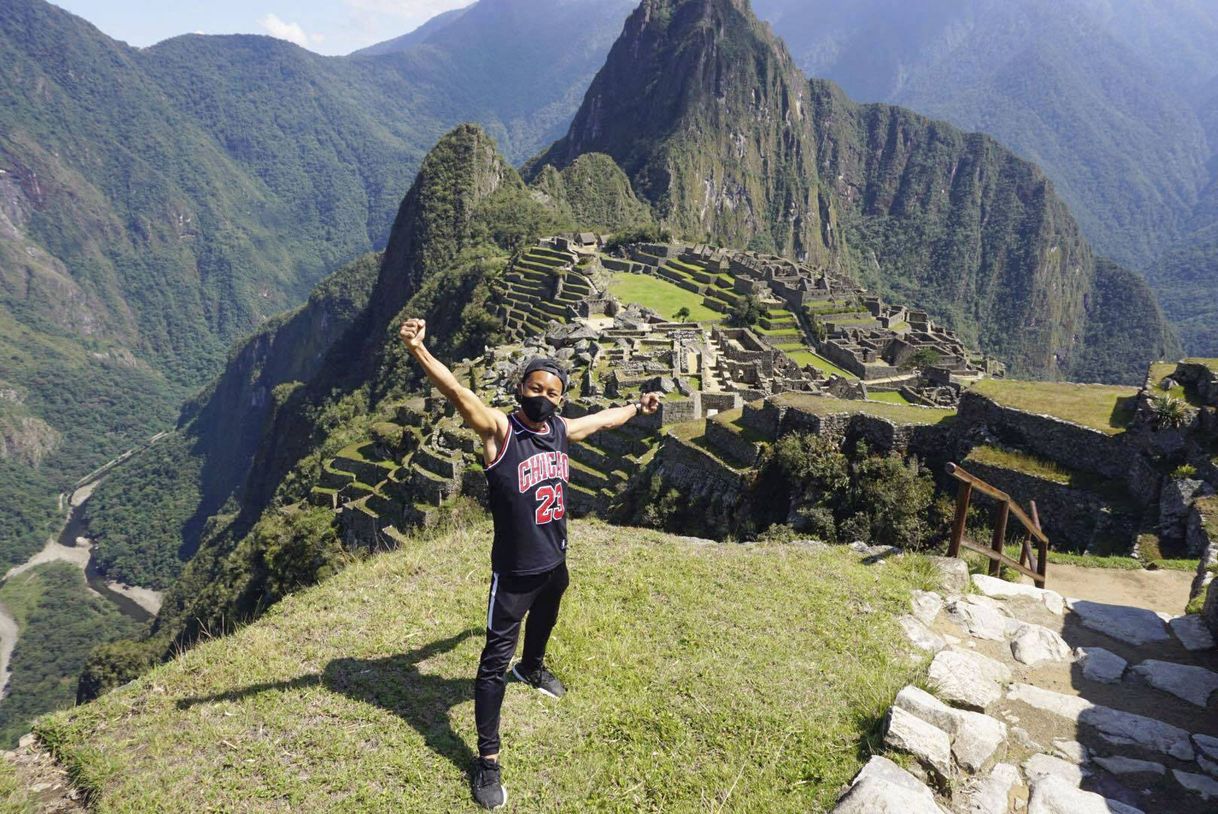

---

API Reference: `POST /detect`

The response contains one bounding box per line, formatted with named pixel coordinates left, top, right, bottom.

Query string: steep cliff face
left=528, top=0, right=1175, bottom=380
left=806, top=81, right=1096, bottom=377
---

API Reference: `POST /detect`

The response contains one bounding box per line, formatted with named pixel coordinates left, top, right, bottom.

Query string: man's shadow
left=176, top=628, right=482, bottom=773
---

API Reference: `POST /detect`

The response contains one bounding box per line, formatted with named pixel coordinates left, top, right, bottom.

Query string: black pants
left=474, top=560, right=569, bottom=757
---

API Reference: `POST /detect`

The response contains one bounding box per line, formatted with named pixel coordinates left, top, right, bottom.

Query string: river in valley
left=0, top=449, right=165, bottom=698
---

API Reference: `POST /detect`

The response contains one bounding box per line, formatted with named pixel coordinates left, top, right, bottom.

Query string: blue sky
left=51, top=0, right=473, bottom=55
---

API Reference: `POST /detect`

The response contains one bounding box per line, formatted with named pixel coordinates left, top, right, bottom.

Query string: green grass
left=0, top=760, right=34, bottom=813
left=788, top=351, right=857, bottom=380
left=1182, top=358, right=1218, bottom=372
left=1148, top=361, right=1207, bottom=405
left=966, top=445, right=1073, bottom=485
left=968, top=379, right=1138, bottom=435
left=963, top=445, right=1136, bottom=509
left=35, top=518, right=932, bottom=812
left=606, top=274, right=721, bottom=323
left=772, top=393, right=955, bottom=426
left=1195, top=496, right=1218, bottom=541
left=1046, top=551, right=1141, bottom=569
left=867, top=391, right=913, bottom=405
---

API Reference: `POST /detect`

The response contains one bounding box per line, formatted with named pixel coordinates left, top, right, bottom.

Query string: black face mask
left=518, top=394, right=558, bottom=423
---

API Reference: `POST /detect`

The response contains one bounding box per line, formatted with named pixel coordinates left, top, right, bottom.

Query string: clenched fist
left=399, top=318, right=426, bottom=350
left=638, top=392, right=661, bottom=415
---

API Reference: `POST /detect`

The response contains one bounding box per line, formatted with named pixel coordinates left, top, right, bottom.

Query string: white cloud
left=258, top=13, right=317, bottom=48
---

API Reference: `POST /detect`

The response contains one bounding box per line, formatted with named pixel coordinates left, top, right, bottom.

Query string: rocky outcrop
left=0, top=414, right=60, bottom=467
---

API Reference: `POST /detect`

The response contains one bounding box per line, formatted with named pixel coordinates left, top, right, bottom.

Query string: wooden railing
left=946, top=462, right=1049, bottom=588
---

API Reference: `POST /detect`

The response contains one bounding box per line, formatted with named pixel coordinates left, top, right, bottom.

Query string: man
left=398, top=317, right=660, bottom=810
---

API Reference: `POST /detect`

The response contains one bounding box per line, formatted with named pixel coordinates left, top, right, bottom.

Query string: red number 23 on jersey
left=534, top=483, right=566, bottom=524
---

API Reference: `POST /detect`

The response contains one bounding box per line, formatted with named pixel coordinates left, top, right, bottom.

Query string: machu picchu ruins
left=305, top=230, right=1218, bottom=659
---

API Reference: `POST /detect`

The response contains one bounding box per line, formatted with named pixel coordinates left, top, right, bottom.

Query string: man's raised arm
left=398, top=318, right=506, bottom=447
left=564, top=392, right=661, bottom=443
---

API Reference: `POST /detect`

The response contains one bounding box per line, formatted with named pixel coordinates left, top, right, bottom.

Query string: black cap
left=520, top=356, right=568, bottom=393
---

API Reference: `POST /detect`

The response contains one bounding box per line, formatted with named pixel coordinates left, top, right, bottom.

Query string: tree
left=728, top=294, right=763, bottom=327
left=673, top=306, right=691, bottom=322
left=902, top=347, right=941, bottom=371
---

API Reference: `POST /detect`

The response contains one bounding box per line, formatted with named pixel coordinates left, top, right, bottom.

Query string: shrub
left=727, top=294, right=764, bottom=327
left=846, top=451, right=935, bottom=548
left=1151, top=394, right=1190, bottom=429
left=77, top=639, right=161, bottom=703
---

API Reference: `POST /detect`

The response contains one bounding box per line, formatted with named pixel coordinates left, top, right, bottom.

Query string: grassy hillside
left=36, top=517, right=937, bottom=811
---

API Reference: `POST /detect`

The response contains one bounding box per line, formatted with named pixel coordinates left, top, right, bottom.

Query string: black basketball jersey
left=484, top=411, right=570, bottom=575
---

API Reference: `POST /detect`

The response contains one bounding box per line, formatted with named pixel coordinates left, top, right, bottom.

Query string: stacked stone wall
left=956, top=392, right=1158, bottom=508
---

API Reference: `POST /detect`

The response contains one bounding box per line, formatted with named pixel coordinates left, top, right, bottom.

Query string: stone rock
left=1023, top=754, right=1087, bottom=786
left=953, top=762, right=1020, bottom=814
left=928, top=556, right=970, bottom=593
left=1066, top=598, right=1171, bottom=646
left=1173, top=768, right=1218, bottom=800
left=16, top=734, right=34, bottom=749
left=1160, top=478, right=1213, bottom=544
left=971, top=574, right=1065, bottom=614
left=895, top=686, right=959, bottom=733
left=1129, top=659, right=1218, bottom=707
left=1009, top=623, right=1072, bottom=666
left=928, top=649, right=1012, bottom=711
left=1050, top=740, right=1088, bottom=763
left=1073, top=647, right=1127, bottom=684
left=1006, top=684, right=1194, bottom=760
left=1167, top=614, right=1216, bottom=651
left=832, top=755, right=946, bottom=814
left=1092, top=756, right=1165, bottom=776
left=1198, top=754, right=1218, bottom=779
left=946, top=596, right=1020, bottom=642
left=1191, top=522, right=1217, bottom=604
left=1195, top=733, right=1218, bottom=762
left=849, top=541, right=901, bottom=558
left=911, top=590, right=944, bottom=626
left=893, top=684, right=1008, bottom=773
left=885, top=706, right=953, bottom=782
left=951, top=709, right=1008, bottom=773
left=1026, top=774, right=1144, bottom=814
left=900, top=615, right=947, bottom=653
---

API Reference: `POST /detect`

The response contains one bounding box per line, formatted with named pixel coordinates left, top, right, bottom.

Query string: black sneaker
left=511, top=662, right=566, bottom=698
left=471, top=756, right=507, bottom=810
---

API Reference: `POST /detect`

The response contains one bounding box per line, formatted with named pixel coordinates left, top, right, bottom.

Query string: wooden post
left=1030, top=501, right=1046, bottom=588
left=989, top=501, right=1009, bottom=577
left=948, top=482, right=972, bottom=558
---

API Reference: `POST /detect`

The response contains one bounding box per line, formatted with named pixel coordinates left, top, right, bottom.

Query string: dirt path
left=1019, top=563, right=1194, bottom=615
